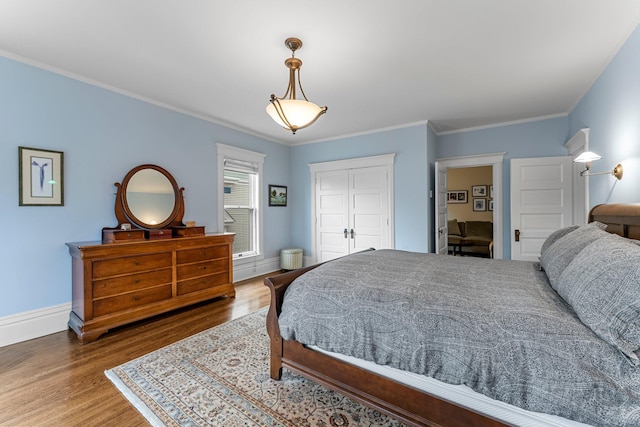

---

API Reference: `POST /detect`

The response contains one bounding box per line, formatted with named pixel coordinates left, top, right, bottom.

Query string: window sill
left=233, top=253, right=264, bottom=265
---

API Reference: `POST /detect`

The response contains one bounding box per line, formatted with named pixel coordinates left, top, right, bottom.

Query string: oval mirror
left=116, top=164, right=183, bottom=229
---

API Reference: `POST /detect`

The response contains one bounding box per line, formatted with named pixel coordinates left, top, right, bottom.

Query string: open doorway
left=435, top=152, right=505, bottom=259
left=446, top=166, right=494, bottom=258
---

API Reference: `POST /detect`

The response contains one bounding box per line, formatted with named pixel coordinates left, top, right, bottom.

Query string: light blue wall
left=437, top=117, right=570, bottom=258
left=289, top=125, right=431, bottom=256
left=3, top=21, right=640, bottom=320
left=436, top=22, right=640, bottom=257
left=570, top=24, right=640, bottom=205
left=0, top=57, right=290, bottom=318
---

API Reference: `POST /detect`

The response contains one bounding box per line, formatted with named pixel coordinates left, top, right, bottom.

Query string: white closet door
left=316, top=170, right=350, bottom=262
left=349, top=166, right=389, bottom=253
left=311, top=154, right=395, bottom=264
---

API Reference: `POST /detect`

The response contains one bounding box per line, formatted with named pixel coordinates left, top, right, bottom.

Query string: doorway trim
left=436, top=152, right=506, bottom=259
left=563, top=128, right=589, bottom=225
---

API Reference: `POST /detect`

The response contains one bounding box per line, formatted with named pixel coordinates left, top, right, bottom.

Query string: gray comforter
left=278, top=249, right=640, bottom=426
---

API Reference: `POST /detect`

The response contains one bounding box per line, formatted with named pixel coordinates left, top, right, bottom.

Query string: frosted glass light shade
left=266, top=99, right=325, bottom=130
left=573, top=151, right=602, bottom=163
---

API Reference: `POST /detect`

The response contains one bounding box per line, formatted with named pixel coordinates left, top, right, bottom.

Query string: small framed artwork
left=490, top=185, right=494, bottom=198
left=472, top=185, right=487, bottom=197
left=268, top=184, right=287, bottom=206
left=489, top=200, right=494, bottom=211
left=473, top=198, right=486, bottom=211
left=446, top=190, right=467, bottom=204
left=19, top=146, right=64, bottom=206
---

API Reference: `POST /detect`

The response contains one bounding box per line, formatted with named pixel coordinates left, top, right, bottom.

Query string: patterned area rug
left=105, top=308, right=404, bottom=426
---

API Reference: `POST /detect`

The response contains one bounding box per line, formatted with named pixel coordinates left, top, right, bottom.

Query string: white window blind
left=224, top=158, right=259, bottom=174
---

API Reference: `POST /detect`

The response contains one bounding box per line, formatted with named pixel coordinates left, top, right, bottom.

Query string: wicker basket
left=280, top=248, right=303, bottom=270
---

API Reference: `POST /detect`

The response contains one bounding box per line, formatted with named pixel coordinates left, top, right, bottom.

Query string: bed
left=264, top=203, right=640, bottom=426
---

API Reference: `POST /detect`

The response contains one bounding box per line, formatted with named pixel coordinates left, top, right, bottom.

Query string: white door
left=510, top=156, right=573, bottom=261
left=315, top=166, right=391, bottom=262
left=349, top=166, right=389, bottom=253
left=316, top=170, right=350, bottom=262
left=435, top=162, right=448, bottom=254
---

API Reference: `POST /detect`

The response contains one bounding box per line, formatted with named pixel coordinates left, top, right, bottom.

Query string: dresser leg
left=68, top=312, right=106, bottom=344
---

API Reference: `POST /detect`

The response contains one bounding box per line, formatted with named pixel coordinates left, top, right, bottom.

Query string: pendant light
left=266, top=37, right=327, bottom=134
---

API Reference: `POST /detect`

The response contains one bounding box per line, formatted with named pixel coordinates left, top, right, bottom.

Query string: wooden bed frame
left=264, top=203, right=640, bottom=427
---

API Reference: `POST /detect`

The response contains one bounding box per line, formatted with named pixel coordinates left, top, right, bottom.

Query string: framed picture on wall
left=489, top=200, right=494, bottom=211
left=268, top=185, right=287, bottom=206
left=447, top=190, right=467, bottom=204
left=472, top=185, right=487, bottom=197
left=18, top=146, right=64, bottom=206
left=473, top=198, right=486, bottom=211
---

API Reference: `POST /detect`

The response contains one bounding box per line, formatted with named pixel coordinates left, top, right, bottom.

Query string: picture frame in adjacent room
left=446, top=190, right=467, bottom=204
left=268, top=184, right=287, bottom=206
left=472, top=185, right=487, bottom=197
left=489, top=200, right=494, bottom=211
left=473, top=198, right=486, bottom=211
left=18, top=146, right=64, bottom=206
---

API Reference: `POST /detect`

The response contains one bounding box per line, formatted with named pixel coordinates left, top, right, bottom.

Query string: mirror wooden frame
left=114, top=164, right=185, bottom=229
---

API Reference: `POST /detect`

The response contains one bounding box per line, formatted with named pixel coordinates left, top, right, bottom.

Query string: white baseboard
left=233, top=256, right=281, bottom=282
left=233, top=255, right=313, bottom=282
left=1, top=255, right=314, bottom=347
left=0, top=302, right=71, bottom=348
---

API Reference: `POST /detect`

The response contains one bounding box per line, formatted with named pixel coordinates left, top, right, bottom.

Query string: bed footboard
left=263, top=264, right=321, bottom=380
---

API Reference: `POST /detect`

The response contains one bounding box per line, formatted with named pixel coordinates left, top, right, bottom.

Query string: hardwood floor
left=0, top=273, right=275, bottom=427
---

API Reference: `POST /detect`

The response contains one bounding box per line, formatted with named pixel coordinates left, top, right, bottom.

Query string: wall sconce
left=573, top=151, right=623, bottom=180
left=266, top=37, right=327, bottom=135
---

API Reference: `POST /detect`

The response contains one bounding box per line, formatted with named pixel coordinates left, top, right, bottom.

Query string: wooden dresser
left=66, top=233, right=234, bottom=343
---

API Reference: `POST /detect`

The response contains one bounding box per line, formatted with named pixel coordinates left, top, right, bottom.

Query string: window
left=224, top=169, right=255, bottom=255
left=217, top=144, right=265, bottom=261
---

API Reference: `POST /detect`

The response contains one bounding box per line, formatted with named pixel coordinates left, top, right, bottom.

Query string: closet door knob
left=344, top=228, right=348, bottom=238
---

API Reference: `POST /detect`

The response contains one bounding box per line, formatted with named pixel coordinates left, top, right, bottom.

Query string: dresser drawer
left=172, top=226, right=205, bottom=238
left=101, top=229, right=146, bottom=244
left=176, top=246, right=228, bottom=264
left=177, top=259, right=228, bottom=281
left=146, top=229, right=173, bottom=240
left=93, top=268, right=172, bottom=299
left=93, top=253, right=172, bottom=279
left=177, top=272, right=229, bottom=295
left=93, top=284, right=172, bottom=317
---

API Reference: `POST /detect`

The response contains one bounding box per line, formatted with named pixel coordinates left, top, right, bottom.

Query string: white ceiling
left=2, top=1, right=640, bottom=145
